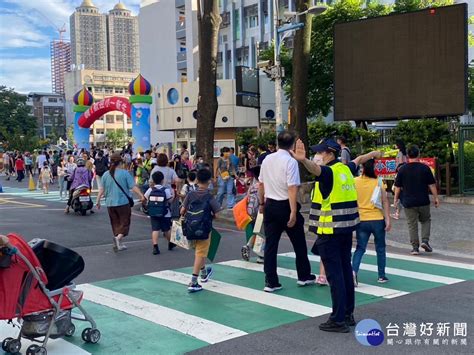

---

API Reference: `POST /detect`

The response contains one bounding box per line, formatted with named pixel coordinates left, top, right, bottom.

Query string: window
left=115, top=87, right=124, bottom=94
left=106, top=115, right=115, bottom=123
left=48, top=98, right=58, bottom=103
left=244, top=5, right=258, bottom=29
left=234, top=9, right=240, bottom=40
left=127, top=117, right=131, bottom=124
left=116, top=115, right=124, bottom=122
left=127, top=129, right=132, bottom=137
left=104, top=87, right=113, bottom=94
left=95, top=129, right=105, bottom=135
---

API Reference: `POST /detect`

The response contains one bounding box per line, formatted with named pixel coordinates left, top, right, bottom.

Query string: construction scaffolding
left=50, top=40, right=71, bottom=95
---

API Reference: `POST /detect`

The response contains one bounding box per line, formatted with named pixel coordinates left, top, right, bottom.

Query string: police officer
left=293, top=138, right=382, bottom=333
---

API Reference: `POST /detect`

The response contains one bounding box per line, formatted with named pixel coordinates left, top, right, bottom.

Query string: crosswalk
left=2, top=252, right=471, bottom=354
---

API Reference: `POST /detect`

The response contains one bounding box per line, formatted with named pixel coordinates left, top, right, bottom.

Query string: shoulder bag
left=111, top=172, right=134, bottom=207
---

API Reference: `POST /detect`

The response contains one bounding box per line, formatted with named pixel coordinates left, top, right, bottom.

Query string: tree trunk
left=290, top=0, right=313, bottom=152
left=196, top=0, right=222, bottom=172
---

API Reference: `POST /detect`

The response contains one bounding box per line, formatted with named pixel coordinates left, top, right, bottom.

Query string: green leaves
left=0, top=86, right=36, bottom=148
left=105, top=129, right=129, bottom=150
left=235, top=129, right=276, bottom=149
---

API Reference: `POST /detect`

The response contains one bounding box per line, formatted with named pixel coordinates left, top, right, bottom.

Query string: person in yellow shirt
left=352, top=159, right=391, bottom=285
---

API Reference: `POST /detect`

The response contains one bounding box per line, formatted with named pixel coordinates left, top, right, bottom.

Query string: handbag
left=111, top=173, right=134, bottom=207
left=370, top=177, right=384, bottom=211
left=252, top=235, right=265, bottom=256
left=253, top=213, right=264, bottom=236
left=170, top=220, right=191, bottom=249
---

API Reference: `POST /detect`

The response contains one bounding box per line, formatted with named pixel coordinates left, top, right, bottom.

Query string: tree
left=390, top=119, right=452, bottom=163
left=393, top=0, right=453, bottom=13
left=195, top=0, right=221, bottom=169
left=290, top=0, right=314, bottom=153
left=105, top=129, right=129, bottom=150
left=0, top=86, right=36, bottom=146
left=236, top=128, right=276, bottom=150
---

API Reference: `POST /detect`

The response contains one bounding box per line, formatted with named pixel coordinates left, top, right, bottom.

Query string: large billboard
left=334, top=4, right=468, bottom=122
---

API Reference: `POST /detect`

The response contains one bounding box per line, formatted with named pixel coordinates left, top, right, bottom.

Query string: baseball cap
left=310, top=138, right=341, bottom=154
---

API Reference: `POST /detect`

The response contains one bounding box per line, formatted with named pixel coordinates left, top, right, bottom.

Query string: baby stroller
left=0, top=234, right=100, bottom=355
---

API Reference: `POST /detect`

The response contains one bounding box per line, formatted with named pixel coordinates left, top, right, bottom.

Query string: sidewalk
left=218, top=196, right=474, bottom=259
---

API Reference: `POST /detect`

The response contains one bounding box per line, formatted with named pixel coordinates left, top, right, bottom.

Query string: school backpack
left=147, top=187, right=168, bottom=217
left=183, top=192, right=212, bottom=240
left=247, top=185, right=260, bottom=220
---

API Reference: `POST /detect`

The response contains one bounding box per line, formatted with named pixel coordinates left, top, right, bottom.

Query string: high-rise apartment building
left=70, top=0, right=108, bottom=70
left=69, top=0, right=139, bottom=72
left=108, top=4, right=140, bottom=73
left=50, top=40, right=71, bottom=95
left=26, top=93, right=66, bottom=139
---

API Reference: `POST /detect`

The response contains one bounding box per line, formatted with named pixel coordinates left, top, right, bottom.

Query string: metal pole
left=273, top=0, right=283, bottom=143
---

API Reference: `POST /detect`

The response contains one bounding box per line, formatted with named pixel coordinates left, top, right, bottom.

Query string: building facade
left=26, top=93, right=66, bottom=139
left=108, top=4, right=140, bottom=73
left=50, top=40, right=71, bottom=95
left=69, top=0, right=139, bottom=72
left=70, top=0, right=108, bottom=71
left=64, top=69, right=137, bottom=145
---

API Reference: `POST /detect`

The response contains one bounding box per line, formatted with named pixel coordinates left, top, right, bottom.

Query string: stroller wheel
left=27, top=344, right=47, bottom=355
left=4, top=338, right=21, bottom=354
left=65, top=323, right=76, bottom=337
left=82, top=328, right=101, bottom=344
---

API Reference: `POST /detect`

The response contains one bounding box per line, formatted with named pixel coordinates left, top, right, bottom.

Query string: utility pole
left=273, top=0, right=283, bottom=138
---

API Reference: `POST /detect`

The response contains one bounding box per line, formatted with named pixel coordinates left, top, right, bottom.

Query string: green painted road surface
left=2, top=252, right=469, bottom=355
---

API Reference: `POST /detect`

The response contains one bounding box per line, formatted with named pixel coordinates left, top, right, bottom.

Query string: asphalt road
left=1, top=179, right=473, bottom=354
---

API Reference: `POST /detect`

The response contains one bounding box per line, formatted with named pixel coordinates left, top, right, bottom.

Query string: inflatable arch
left=72, top=74, right=153, bottom=152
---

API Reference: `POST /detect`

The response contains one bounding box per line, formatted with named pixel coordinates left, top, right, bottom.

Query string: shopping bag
left=170, top=220, right=191, bottom=250
left=207, top=228, right=222, bottom=262
left=252, top=235, right=265, bottom=256
left=253, top=213, right=264, bottom=236
left=245, top=223, right=255, bottom=243
left=233, top=197, right=252, bottom=230
left=370, top=178, right=384, bottom=210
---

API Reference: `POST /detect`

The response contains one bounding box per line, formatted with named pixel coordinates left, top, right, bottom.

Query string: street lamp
left=273, top=1, right=327, bottom=139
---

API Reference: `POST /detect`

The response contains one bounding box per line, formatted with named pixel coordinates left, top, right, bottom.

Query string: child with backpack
left=145, top=171, right=176, bottom=255
left=180, top=169, right=220, bottom=293
left=240, top=166, right=264, bottom=263
left=179, top=170, right=197, bottom=199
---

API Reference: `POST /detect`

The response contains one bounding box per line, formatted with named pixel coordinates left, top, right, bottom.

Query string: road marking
left=79, top=284, right=247, bottom=344
left=0, top=198, right=45, bottom=207
left=147, top=270, right=332, bottom=317
left=280, top=253, right=465, bottom=285
left=358, top=249, right=474, bottom=271
left=219, top=260, right=409, bottom=299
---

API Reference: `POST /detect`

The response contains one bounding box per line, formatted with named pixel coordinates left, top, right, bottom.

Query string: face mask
left=313, top=154, right=324, bottom=166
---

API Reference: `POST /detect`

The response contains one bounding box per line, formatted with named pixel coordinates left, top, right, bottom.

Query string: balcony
left=175, top=0, right=185, bottom=8
left=176, top=21, right=186, bottom=39
left=177, top=51, right=187, bottom=62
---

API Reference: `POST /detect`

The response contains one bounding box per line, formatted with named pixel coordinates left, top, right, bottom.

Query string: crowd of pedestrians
left=1, top=133, right=440, bottom=331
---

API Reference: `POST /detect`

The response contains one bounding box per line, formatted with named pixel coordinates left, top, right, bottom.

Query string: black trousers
left=314, top=233, right=355, bottom=323
left=263, top=199, right=311, bottom=285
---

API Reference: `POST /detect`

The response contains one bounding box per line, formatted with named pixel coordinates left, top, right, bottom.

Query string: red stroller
left=0, top=234, right=100, bottom=355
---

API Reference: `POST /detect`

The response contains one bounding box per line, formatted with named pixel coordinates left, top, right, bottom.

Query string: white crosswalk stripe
left=79, top=284, right=247, bottom=344
left=220, top=259, right=410, bottom=299
left=147, top=270, right=332, bottom=317
left=280, top=252, right=465, bottom=285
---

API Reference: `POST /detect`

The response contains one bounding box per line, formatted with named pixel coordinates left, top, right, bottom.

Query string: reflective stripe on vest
left=309, top=162, right=359, bottom=235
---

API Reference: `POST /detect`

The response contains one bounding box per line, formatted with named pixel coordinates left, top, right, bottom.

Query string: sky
left=0, top=0, right=140, bottom=94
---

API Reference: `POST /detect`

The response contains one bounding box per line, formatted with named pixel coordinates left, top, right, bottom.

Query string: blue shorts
left=150, top=216, right=172, bottom=232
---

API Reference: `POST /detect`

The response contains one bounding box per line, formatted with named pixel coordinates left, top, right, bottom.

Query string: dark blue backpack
left=147, top=187, right=168, bottom=217
left=183, top=193, right=212, bottom=240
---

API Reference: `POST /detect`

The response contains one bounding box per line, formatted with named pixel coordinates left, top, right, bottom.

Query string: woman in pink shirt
left=181, top=150, right=193, bottom=171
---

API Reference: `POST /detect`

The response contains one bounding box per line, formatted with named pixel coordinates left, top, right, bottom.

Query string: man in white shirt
left=36, top=151, right=47, bottom=175
left=258, top=131, right=315, bottom=292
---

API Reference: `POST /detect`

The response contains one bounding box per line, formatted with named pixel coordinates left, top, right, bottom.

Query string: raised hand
left=291, top=139, right=307, bottom=162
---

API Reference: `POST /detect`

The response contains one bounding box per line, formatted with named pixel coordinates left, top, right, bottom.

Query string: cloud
left=0, top=58, right=52, bottom=93
left=0, top=12, right=51, bottom=49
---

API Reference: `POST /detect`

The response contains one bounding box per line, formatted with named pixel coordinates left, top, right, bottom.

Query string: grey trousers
left=404, top=205, right=431, bottom=248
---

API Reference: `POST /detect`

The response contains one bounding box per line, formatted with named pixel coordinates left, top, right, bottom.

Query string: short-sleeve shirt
left=150, top=166, right=179, bottom=188
left=217, top=158, right=236, bottom=176
left=101, top=169, right=135, bottom=207
left=394, top=162, right=435, bottom=208
left=259, top=149, right=300, bottom=201
left=315, top=160, right=358, bottom=200
left=340, top=148, right=351, bottom=164
left=355, top=176, right=385, bottom=221
left=145, top=184, right=173, bottom=218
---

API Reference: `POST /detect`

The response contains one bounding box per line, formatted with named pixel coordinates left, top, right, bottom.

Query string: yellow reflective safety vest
left=309, top=162, right=360, bottom=235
